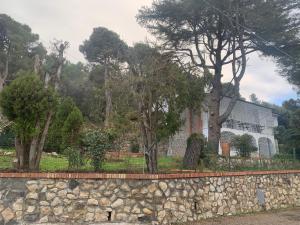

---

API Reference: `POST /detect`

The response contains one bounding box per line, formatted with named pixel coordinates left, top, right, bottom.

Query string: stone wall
left=0, top=171, right=300, bottom=224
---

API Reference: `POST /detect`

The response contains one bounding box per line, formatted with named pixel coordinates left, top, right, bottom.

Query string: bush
left=61, top=107, right=84, bottom=148
left=231, top=134, right=257, bottom=158
left=0, top=73, right=56, bottom=143
left=273, top=153, right=294, bottom=161
left=0, top=126, right=15, bottom=148
left=64, top=147, right=83, bottom=170
left=46, top=97, right=83, bottom=152
left=0, top=73, right=57, bottom=170
left=130, top=139, right=140, bottom=153
left=81, top=129, right=115, bottom=171
left=197, top=140, right=217, bottom=170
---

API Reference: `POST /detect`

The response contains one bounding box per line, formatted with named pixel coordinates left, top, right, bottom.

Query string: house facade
left=168, top=97, right=279, bottom=158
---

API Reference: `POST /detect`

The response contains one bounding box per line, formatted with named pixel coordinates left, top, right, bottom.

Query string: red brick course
left=0, top=170, right=299, bottom=180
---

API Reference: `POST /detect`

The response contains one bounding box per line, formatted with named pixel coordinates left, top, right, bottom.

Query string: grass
left=40, top=155, right=70, bottom=171
left=1, top=148, right=299, bottom=173
left=0, top=156, right=12, bottom=169
left=0, top=148, right=182, bottom=173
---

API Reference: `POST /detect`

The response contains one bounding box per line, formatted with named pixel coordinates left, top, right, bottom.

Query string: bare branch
left=219, top=7, right=247, bottom=124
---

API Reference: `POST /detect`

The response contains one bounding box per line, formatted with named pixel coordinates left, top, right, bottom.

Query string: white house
left=168, top=97, right=279, bottom=158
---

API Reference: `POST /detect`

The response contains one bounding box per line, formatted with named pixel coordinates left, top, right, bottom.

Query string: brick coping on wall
left=0, top=170, right=300, bottom=180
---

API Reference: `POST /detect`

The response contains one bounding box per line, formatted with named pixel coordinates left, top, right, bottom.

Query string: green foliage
left=157, top=109, right=182, bottom=141
left=137, top=0, right=300, bottom=151
left=81, top=129, right=115, bottom=172
left=187, top=133, right=205, bottom=149
left=64, top=147, right=83, bottom=170
left=61, top=107, right=84, bottom=148
left=0, top=14, right=46, bottom=79
left=231, top=134, right=257, bottom=158
left=176, top=74, right=206, bottom=112
left=138, top=0, right=299, bottom=59
left=249, top=94, right=260, bottom=104
left=130, top=139, right=140, bottom=153
left=127, top=43, right=206, bottom=172
left=80, top=27, right=128, bottom=63
left=277, top=43, right=300, bottom=88
left=129, top=43, right=205, bottom=141
left=0, top=126, right=14, bottom=148
left=59, top=62, right=92, bottom=116
left=223, top=83, right=244, bottom=100
left=198, top=140, right=218, bottom=170
left=273, top=153, right=294, bottom=161
left=80, top=27, right=129, bottom=127
left=46, top=97, right=83, bottom=152
left=0, top=72, right=56, bottom=143
left=275, top=99, right=300, bottom=156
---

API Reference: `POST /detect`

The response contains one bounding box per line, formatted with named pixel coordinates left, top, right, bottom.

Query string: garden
left=0, top=148, right=182, bottom=173
left=0, top=9, right=299, bottom=175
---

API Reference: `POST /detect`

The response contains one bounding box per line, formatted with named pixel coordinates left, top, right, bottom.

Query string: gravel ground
left=188, top=208, right=300, bottom=225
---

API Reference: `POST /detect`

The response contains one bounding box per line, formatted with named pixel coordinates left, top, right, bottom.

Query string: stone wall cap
left=0, top=170, right=299, bottom=180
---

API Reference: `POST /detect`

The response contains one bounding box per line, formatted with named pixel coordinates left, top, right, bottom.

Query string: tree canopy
left=137, top=0, right=300, bottom=152
left=127, top=43, right=205, bottom=172
left=79, top=27, right=128, bottom=64
left=0, top=14, right=45, bottom=87
left=0, top=72, right=57, bottom=170
left=276, top=99, right=300, bottom=158
left=277, top=45, right=300, bottom=89
left=80, top=27, right=128, bottom=127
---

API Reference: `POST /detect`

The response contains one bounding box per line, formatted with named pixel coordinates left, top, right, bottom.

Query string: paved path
left=189, top=208, right=300, bottom=225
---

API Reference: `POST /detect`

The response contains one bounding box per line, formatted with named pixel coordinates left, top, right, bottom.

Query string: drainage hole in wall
left=194, top=201, right=198, bottom=211
left=107, top=211, right=112, bottom=221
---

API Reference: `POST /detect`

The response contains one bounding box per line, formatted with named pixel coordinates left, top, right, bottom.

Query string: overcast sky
left=1, top=0, right=298, bottom=105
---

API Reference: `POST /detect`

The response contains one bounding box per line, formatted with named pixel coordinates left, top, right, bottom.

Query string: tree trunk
left=28, top=111, right=53, bottom=171
left=14, top=138, right=22, bottom=169
left=208, top=83, right=222, bottom=154
left=55, top=63, right=62, bottom=91
left=139, top=101, right=158, bottom=173
left=104, top=64, right=112, bottom=128
left=34, top=54, right=40, bottom=74
left=35, top=111, right=53, bottom=169
left=183, top=134, right=204, bottom=170
left=15, top=138, right=30, bottom=170
left=0, top=77, right=5, bottom=92
left=145, top=144, right=158, bottom=173
left=144, top=140, right=158, bottom=173
left=44, top=73, right=50, bottom=88
left=14, top=112, right=53, bottom=171
left=29, top=137, right=39, bottom=170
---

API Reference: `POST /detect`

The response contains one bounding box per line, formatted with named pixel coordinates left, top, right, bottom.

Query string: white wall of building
left=168, top=98, right=279, bottom=158
left=203, top=97, right=279, bottom=158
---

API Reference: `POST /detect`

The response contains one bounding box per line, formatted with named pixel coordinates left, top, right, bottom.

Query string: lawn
left=1, top=148, right=299, bottom=173
left=0, top=149, right=183, bottom=173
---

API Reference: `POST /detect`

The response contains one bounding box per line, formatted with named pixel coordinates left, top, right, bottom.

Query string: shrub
left=46, top=97, right=83, bottom=152
left=130, top=139, right=140, bottom=153
left=0, top=72, right=57, bottom=170
left=64, top=147, right=82, bottom=170
left=81, top=129, right=114, bottom=171
left=61, top=107, right=84, bottom=148
left=197, top=139, right=218, bottom=170
left=0, top=126, right=15, bottom=148
left=231, top=134, right=257, bottom=158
